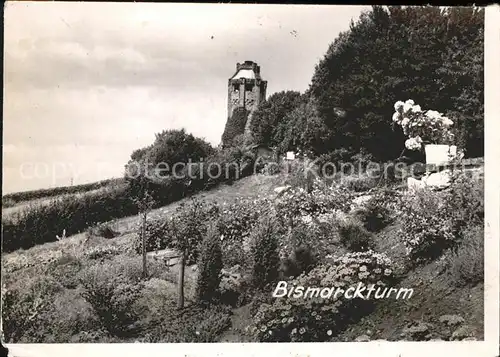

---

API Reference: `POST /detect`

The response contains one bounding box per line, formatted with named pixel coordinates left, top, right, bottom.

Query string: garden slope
left=2, top=173, right=484, bottom=343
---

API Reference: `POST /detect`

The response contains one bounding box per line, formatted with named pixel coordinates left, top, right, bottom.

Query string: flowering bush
left=248, top=250, right=395, bottom=342
left=337, top=217, right=374, bottom=252
left=274, top=179, right=353, bottom=226
left=399, top=189, right=455, bottom=262
left=85, top=245, right=120, bottom=260
left=400, top=173, right=483, bottom=263
left=216, top=197, right=270, bottom=243
left=392, top=99, right=455, bottom=151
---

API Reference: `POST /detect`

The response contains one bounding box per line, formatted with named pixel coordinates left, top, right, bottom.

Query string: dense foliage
left=195, top=224, right=223, bottom=303
left=221, top=107, right=249, bottom=148
left=308, top=6, right=483, bottom=161
left=2, top=183, right=138, bottom=253
left=250, top=216, right=281, bottom=290
left=248, top=91, right=304, bottom=148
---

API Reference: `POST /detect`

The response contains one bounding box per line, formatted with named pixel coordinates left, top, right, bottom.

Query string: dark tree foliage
left=124, top=128, right=214, bottom=185
left=310, top=6, right=484, bottom=161
left=279, top=97, right=333, bottom=157
left=149, top=129, right=215, bottom=171
left=248, top=91, right=304, bottom=148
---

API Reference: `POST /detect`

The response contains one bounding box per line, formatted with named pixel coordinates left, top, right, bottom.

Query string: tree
left=149, top=128, right=215, bottom=175
left=125, top=128, right=214, bottom=182
left=169, top=198, right=210, bottom=309
left=279, top=97, right=332, bottom=156
left=248, top=91, right=304, bottom=147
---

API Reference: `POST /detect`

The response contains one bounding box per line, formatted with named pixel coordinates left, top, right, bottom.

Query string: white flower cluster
left=392, top=99, right=454, bottom=151
left=405, top=136, right=423, bottom=151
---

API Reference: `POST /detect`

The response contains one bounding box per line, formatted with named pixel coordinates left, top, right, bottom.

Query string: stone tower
left=227, top=60, right=267, bottom=140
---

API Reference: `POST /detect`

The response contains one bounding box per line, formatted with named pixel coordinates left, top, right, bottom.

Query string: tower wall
left=226, top=61, right=267, bottom=142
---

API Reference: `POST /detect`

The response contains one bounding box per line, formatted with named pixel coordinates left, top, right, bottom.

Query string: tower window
left=245, top=83, right=253, bottom=92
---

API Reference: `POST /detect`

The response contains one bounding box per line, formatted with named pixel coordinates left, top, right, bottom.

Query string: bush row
left=2, top=184, right=139, bottom=253
left=2, top=178, right=124, bottom=205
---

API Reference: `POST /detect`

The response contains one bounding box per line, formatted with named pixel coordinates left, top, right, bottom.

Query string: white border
left=4, top=4, right=500, bottom=357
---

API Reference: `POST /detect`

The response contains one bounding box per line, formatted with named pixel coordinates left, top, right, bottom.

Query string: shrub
left=290, top=245, right=316, bottom=276
left=2, top=197, right=16, bottom=208
left=78, top=262, right=144, bottom=337
left=169, top=198, right=218, bottom=265
left=2, top=276, right=63, bottom=343
left=48, top=253, right=83, bottom=289
left=279, top=245, right=317, bottom=279
left=400, top=173, right=484, bottom=263
left=341, top=174, right=378, bottom=192
left=248, top=250, right=396, bottom=342
left=87, top=223, right=119, bottom=239
left=399, top=188, right=455, bottom=262
left=445, top=173, right=484, bottom=237
left=221, top=240, right=248, bottom=269
left=337, top=217, right=374, bottom=252
left=448, top=225, right=484, bottom=287
left=195, top=225, right=223, bottom=304
left=279, top=221, right=323, bottom=273
left=261, top=161, right=281, bottom=175
left=219, top=269, right=250, bottom=307
left=250, top=216, right=281, bottom=289
left=41, top=289, right=100, bottom=343
left=353, top=190, right=395, bottom=232
left=274, top=180, right=353, bottom=227
left=85, top=245, right=120, bottom=260
left=2, top=178, right=123, bottom=204
left=216, top=197, right=265, bottom=243
left=144, top=305, right=232, bottom=342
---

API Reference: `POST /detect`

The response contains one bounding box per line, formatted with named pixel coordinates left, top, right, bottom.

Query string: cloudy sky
left=3, top=2, right=369, bottom=194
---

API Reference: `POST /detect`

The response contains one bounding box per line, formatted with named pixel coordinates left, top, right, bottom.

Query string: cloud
left=3, top=3, right=369, bottom=192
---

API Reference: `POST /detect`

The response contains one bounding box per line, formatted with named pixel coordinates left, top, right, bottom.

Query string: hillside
left=1, top=168, right=484, bottom=343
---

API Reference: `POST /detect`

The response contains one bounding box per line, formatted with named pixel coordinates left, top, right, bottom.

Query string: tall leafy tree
left=248, top=90, right=304, bottom=147
left=310, top=6, right=484, bottom=161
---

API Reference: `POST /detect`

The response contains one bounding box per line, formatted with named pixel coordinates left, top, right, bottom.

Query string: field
left=1, top=166, right=484, bottom=343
